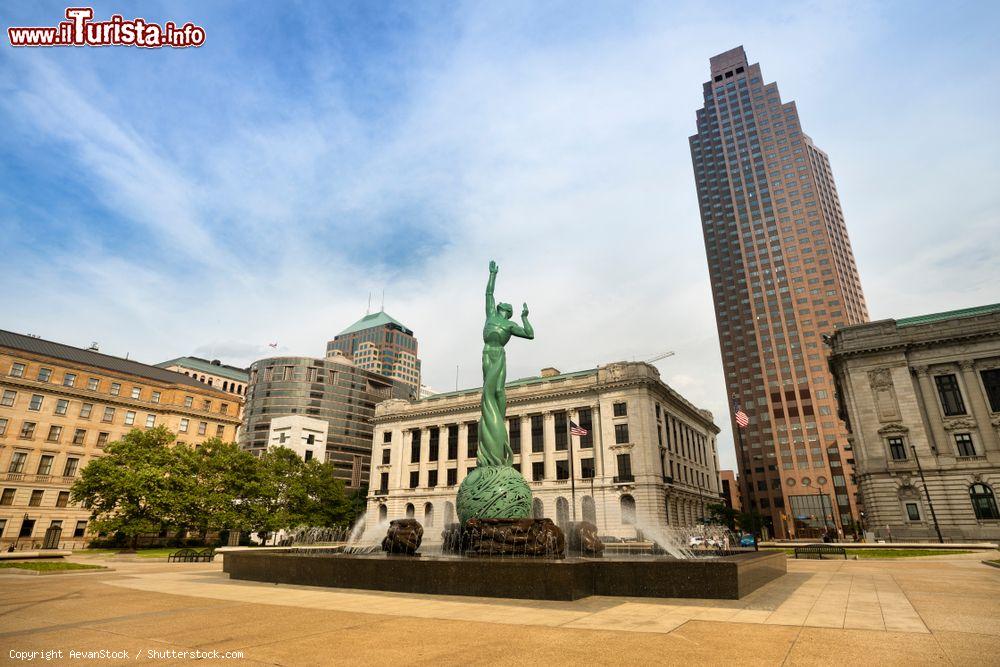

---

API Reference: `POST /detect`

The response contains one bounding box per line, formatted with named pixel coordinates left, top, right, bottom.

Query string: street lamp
left=910, top=445, right=944, bottom=543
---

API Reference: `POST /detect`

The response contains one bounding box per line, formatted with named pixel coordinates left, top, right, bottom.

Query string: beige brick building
left=0, top=331, right=243, bottom=550
left=365, top=362, right=721, bottom=542
left=828, top=305, right=1000, bottom=541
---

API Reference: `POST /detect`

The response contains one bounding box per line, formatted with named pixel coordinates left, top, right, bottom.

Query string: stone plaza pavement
left=1, top=553, right=998, bottom=666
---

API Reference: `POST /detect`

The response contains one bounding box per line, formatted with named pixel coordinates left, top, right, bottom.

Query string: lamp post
left=910, top=445, right=944, bottom=543
left=13, top=513, right=29, bottom=551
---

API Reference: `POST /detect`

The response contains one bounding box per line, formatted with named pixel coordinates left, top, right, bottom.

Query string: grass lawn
left=73, top=547, right=197, bottom=558
left=762, top=547, right=973, bottom=559
left=0, top=561, right=105, bottom=572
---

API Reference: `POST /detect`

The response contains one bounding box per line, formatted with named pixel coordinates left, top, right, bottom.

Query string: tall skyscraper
left=689, top=47, right=869, bottom=539
left=326, top=311, right=421, bottom=396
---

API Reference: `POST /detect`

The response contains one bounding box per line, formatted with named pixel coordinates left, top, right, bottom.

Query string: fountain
left=224, top=261, right=785, bottom=599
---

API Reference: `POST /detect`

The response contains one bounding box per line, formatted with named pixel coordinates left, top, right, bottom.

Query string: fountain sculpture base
left=456, top=518, right=566, bottom=558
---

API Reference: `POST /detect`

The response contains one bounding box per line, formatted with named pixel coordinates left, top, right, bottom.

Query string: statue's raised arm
left=486, top=260, right=498, bottom=317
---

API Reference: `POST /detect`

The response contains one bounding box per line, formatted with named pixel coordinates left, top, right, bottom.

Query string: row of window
left=903, top=483, right=999, bottom=522
left=887, top=433, right=980, bottom=460
left=0, top=415, right=224, bottom=443
left=0, top=517, right=88, bottom=540
left=0, top=487, right=74, bottom=507
left=5, top=451, right=80, bottom=476
left=1, top=386, right=229, bottom=416
left=7, top=362, right=231, bottom=413
left=935, top=370, right=1000, bottom=416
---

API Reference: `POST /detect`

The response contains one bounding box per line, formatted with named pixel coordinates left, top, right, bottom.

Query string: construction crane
left=645, top=351, right=675, bottom=363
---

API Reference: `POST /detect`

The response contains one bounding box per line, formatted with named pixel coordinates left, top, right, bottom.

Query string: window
left=19, top=422, right=36, bottom=439
left=55, top=399, right=69, bottom=415
left=613, top=402, right=627, bottom=417
left=381, top=448, right=391, bottom=465
left=29, top=490, right=44, bottom=506
left=102, top=407, right=115, bottom=422
left=63, top=373, right=77, bottom=387
left=46, top=425, right=62, bottom=442
left=905, top=502, right=921, bottom=521
left=74, top=520, right=88, bottom=538
left=447, top=426, right=458, bottom=459
left=216, top=424, right=224, bottom=437
left=555, top=459, right=570, bottom=480
left=110, top=383, right=121, bottom=396
left=614, top=424, right=630, bottom=444
left=581, top=458, right=595, bottom=479
left=409, top=471, right=419, bottom=488
left=304, top=450, right=313, bottom=462
left=197, top=422, right=207, bottom=435
left=1, top=390, right=16, bottom=407
left=532, top=461, right=545, bottom=481
left=145, top=414, right=156, bottom=428
left=981, top=369, right=1000, bottom=412
left=887, top=437, right=907, bottom=461
left=577, top=408, right=594, bottom=448
left=179, top=418, right=189, bottom=433
left=124, top=411, right=136, bottom=426
left=411, top=429, right=421, bottom=463
left=616, top=453, right=633, bottom=482
left=56, top=491, right=70, bottom=508
left=428, top=427, right=439, bottom=462
left=531, top=415, right=544, bottom=452
left=509, top=418, right=521, bottom=453
left=87, top=378, right=99, bottom=391
left=447, top=468, right=457, bottom=486
left=72, top=429, right=86, bottom=445
left=37, top=455, right=54, bottom=475
left=467, top=422, right=478, bottom=459
left=80, top=403, right=93, bottom=419
left=383, top=431, right=392, bottom=444
left=0, top=488, right=14, bottom=505
left=0, top=418, right=6, bottom=435
left=96, top=432, right=109, bottom=447
left=934, top=374, right=966, bottom=416
left=554, top=412, right=568, bottom=450
left=428, top=470, right=438, bottom=487
left=28, top=394, right=43, bottom=411
left=9, top=363, right=25, bottom=377
left=129, top=387, right=141, bottom=400
left=152, top=391, right=161, bottom=404
left=63, top=458, right=79, bottom=477
left=184, top=396, right=193, bottom=408
left=620, top=494, right=636, bottom=525
left=970, top=483, right=1000, bottom=520
left=37, top=367, right=52, bottom=382
left=203, top=400, right=211, bottom=410
left=955, top=433, right=976, bottom=457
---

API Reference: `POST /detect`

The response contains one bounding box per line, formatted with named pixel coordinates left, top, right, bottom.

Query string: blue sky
left=2, top=1, right=999, bottom=470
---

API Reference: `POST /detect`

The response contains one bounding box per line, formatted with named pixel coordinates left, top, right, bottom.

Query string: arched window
left=582, top=496, right=597, bottom=525
left=378, top=504, right=387, bottom=523
left=970, top=483, right=1000, bottom=520
left=405, top=503, right=414, bottom=519
left=620, top=494, right=636, bottom=525
left=555, top=497, right=569, bottom=529
left=444, top=501, right=455, bottom=525
left=532, top=498, right=544, bottom=519
left=424, top=502, right=434, bottom=527
left=222, top=381, right=228, bottom=391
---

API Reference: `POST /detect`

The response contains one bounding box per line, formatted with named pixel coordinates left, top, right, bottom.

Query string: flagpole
left=568, top=414, right=577, bottom=523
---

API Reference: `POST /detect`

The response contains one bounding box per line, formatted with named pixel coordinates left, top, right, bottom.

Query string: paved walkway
left=1, top=553, right=997, bottom=665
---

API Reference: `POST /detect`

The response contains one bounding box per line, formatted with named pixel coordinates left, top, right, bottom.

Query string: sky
left=2, top=0, right=999, bottom=472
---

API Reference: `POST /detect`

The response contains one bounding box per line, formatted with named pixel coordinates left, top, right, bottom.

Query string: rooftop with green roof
left=896, top=303, right=1000, bottom=328
left=336, top=310, right=412, bottom=337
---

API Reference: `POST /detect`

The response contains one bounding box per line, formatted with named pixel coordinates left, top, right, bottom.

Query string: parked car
left=688, top=536, right=706, bottom=548
left=739, top=534, right=757, bottom=547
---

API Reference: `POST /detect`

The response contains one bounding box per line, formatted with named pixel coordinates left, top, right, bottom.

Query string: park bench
left=794, top=544, right=847, bottom=560
left=167, top=548, right=215, bottom=563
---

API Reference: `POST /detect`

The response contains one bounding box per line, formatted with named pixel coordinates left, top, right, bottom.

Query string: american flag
left=570, top=421, right=588, bottom=436
left=733, top=396, right=750, bottom=429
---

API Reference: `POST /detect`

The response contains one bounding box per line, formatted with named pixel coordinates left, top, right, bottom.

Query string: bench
left=167, top=548, right=215, bottom=563
left=794, top=544, right=847, bottom=560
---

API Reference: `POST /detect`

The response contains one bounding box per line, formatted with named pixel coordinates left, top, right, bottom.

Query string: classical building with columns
left=365, top=361, right=721, bottom=541
left=828, top=304, right=1000, bottom=541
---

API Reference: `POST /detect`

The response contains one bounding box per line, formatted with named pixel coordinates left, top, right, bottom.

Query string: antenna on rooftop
left=88, top=341, right=99, bottom=351
left=645, top=351, right=676, bottom=364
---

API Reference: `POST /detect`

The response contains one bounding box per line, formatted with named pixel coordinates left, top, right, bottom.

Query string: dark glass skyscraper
left=689, top=47, right=868, bottom=539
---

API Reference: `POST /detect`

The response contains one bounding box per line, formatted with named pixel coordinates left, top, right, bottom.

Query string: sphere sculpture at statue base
left=456, top=465, right=532, bottom=525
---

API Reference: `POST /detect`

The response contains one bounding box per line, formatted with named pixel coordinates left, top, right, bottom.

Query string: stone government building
left=0, top=331, right=242, bottom=549
left=365, top=361, right=721, bottom=541
left=828, top=304, right=1000, bottom=541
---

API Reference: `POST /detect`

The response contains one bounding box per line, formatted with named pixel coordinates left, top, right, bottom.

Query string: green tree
left=706, top=502, right=739, bottom=530
left=70, top=427, right=179, bottom=550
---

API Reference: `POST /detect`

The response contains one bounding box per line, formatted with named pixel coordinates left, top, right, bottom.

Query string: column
left=396, top=431, right=411, bottom=491
left=543, top=412, right=556, bottom=480
left=457, top=423, right=468, bottom=482
left=959, top=360, right=999, bottom=452
left=913, top=366, right=950, bottom=460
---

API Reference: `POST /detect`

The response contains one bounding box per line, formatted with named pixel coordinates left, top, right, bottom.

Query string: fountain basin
left=222, top=549, right=785, bottom=601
